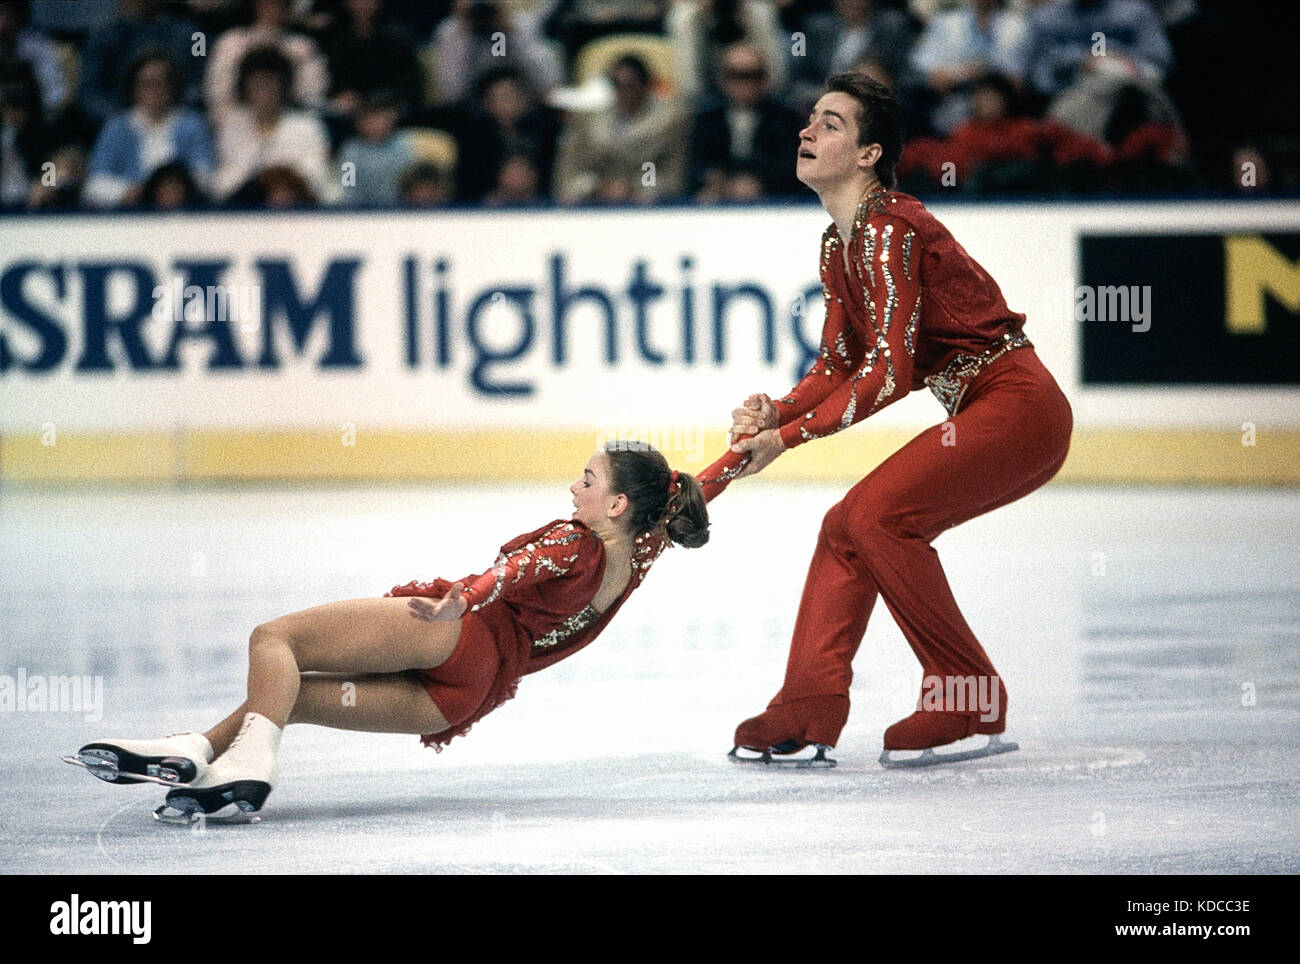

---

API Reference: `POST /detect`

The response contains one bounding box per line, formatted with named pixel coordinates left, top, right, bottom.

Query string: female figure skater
left=70, top=442, right=709, bottom=818
left=698, top=72, right=1073, bottom=766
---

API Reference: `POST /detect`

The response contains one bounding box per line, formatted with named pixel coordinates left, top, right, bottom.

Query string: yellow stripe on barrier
left=2, top=428, right=1297, bottom=485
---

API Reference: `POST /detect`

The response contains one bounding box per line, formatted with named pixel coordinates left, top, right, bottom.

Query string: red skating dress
left=384, top=520, right=668, bottom=749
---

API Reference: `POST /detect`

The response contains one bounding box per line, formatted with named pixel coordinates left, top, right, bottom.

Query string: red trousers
left=771, top=347, right=1073, bottom=746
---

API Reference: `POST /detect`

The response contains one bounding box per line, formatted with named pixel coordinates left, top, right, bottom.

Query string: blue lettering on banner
left=466, top=286, right=535, bottom=396
left=162, top=261, right=243, bottom=369
left=77, top=261, right=157, bottom=371
left=1, top=252, right=822, bottom=394
left=0, top=262, right=69, bottom=371
left=256, top=259, right=363, bottom=368
left=407, top=253, right=822, bottom=394
left=0, top=258, right=363, bottom=374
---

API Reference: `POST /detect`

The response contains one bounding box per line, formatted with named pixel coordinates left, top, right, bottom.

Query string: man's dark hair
left=825, top=72, right=904, bottom=189
left=610, top=54, right=651, bottom=88
left=236, top=46, right=295, bottom=104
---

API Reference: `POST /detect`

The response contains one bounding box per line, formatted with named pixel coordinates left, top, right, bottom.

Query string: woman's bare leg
left=288, top=673, right=450, bottom=734
left=204, top=597, right=462, bottom=754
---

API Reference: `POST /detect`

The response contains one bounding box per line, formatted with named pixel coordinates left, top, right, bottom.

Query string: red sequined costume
left=385, top=521, right=667, bottom=749
left=699, top=189, right=1073, bottom=752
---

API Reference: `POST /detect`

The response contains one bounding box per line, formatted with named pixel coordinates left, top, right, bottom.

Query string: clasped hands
left=727, top=393, right=786, bottom=479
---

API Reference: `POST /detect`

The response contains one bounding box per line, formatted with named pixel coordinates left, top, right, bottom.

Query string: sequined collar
left=832, top=189, right=892, bottom=247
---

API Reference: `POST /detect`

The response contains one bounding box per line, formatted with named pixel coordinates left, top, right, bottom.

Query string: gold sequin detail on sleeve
left=468, top=524, right=584, bottom=613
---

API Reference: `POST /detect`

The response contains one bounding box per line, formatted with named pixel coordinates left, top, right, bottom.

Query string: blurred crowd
left=0, top=0, right=1292, bottom=211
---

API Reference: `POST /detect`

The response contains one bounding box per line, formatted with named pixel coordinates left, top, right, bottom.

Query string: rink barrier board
left=3, top=428, right=1298, bottom=485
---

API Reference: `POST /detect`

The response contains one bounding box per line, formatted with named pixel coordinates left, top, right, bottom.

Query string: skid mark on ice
left=96, top=801, right=140, bottom=872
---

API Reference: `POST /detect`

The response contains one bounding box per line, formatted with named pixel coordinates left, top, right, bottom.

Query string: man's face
left=796, top=92, right=872, bottom=189
left=720, top=51, right=768, bottom=108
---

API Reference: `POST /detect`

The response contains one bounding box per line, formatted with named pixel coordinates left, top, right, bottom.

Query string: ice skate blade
left=878, top=734, right=1019, bottom=769
left=152, top=804, right=260, bottom=826
left=165, top=779, right=271, bottom=816
left=728, top=743, right=837, bottom=768
left=61, top=753, right=194, bottom=787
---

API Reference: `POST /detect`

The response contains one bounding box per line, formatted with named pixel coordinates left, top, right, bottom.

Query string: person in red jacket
left=699, top=72, right=1073, bottom=767
left=69, top=442, right=710, bottom=819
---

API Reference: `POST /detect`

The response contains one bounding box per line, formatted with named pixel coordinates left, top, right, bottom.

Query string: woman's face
left=610, top=65, right=647, bottom=115
left=134, top=61, right=174, bottom=115
left=151, top=175, right=189, bottom=209
left=796, top=91, right=873, bottom=190
left=484, top=77, right=528, bottom=127
left=570, top=453, right=623, bottom=530
left=244, top=70, right=286, bottom=113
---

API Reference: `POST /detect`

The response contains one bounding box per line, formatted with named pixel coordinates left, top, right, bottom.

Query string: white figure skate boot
left=65, top=732, right=214, bottom=786
left=160, top=712, right=281, bottom=817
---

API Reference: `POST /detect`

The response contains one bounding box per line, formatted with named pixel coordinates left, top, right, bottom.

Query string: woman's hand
left=406, top=583, right=467, bottom=623
left=730, top=428, right=786, bottom=479
left=728, top=393, right=778, bottom=444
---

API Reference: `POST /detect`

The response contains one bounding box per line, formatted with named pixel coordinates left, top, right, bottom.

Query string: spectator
left=553, top=53, right=687, bottom=202
left=0, top=58, right=47, bottom=207
left=399, top=159, right=454, bottom=205
left=213, top=45, right=338, bottom=203
left=909, top=0, right=1030, bottom=135
left=205, top=0, right=329, bottom=125
left=1101, top=75, right=1192, bottom=191
left=379, top=0, right=455, bottom=42
left=786, top=0, right=916, bottom=112
left=665, top=0, right=787, bottom=103
left=542, top=0, right=668, bottom=68
left=79, top=0, right=202, bottom=124
left=84, top=51, right=215, bottom=208
left=454, top=66, right=559, bottom=201
left=688, top=41, right=804, bottom=200
left=898, top=71, right=1112, bottom=194
left=0, top=0, right=68, bottom=117
left=485, top=148, right=544, bottom=204
left=138, top=159, right=205, bottom=210
left=323, top=0, right=424, bottom=123
left=26, top=141, right=86, bottom=209
left=429, top=0, right=563, bottom=108
left=1025, top=0, right=1178, bottom=141
left=337, top=89, right=416, bottom=205
left=230, top=163, right=318, bottom=207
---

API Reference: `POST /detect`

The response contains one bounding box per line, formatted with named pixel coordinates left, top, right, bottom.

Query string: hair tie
left=667, top=469, right=681, bottom=499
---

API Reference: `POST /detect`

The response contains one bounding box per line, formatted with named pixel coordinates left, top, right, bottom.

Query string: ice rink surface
left=2, top=480, right=1297, bottom=874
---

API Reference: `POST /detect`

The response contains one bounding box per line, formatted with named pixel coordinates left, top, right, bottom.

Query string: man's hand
left=730, top=428, right=786, bottom=479
left=728, top=393, right=778, bottom=444
left=406, top=583, right=467, bottom=623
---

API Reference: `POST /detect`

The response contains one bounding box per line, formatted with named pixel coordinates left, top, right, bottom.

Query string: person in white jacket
left=213, top=45, right=339, bottom=204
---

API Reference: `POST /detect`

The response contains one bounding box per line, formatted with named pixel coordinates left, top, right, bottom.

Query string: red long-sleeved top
left=385, top=519, right=669, bottom=747
left=699, top=190, right=1031, bottom=500
left=386, top=519, right=667, bottom=673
